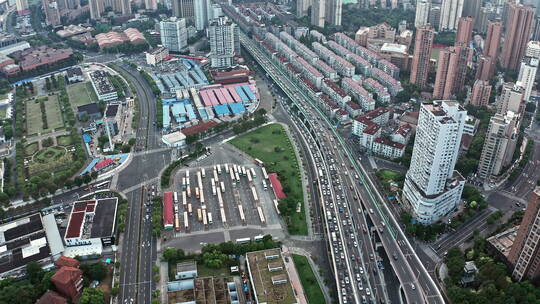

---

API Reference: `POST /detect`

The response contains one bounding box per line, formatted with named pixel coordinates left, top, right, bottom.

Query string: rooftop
left=487, top=226, right=519, bottom=257
left=64, top=198, right=118, bottom=240
left=246, top=249, right=296, bottom=304
left=77, top=103, right=100, bottom=115
left=89, top=70, right=115, bottom=95
left=0, top=214, right=51, bottom=276
left=176, top=260, right=197, bottom=273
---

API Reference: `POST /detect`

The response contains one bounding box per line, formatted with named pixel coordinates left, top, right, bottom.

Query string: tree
left=81, top=262, right=108, bottom=281
left=79, top=288, right=105, bottom=304
left=162, top=248, right=185, bottom=263
left=26, top=262, right=44, bottom=285
left=202, top=250, right=228, bottom=268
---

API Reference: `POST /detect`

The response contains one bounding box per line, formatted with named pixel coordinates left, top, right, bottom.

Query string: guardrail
left=239, top=32, right=444, bottom=304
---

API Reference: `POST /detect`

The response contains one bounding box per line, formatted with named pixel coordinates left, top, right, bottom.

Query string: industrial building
left=63, top=198, right=118, bottom=257
left=245, top=248, right=298, bottom=304
left=0, top=213, right=64, bottom=278
left=89, top=70, right=118, bottom=102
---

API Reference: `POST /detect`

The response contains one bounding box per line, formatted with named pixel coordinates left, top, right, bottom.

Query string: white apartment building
left=160, top=17, right=188, bottom=53
left=311, top=0, right=326, bottom=27
left=517, top=57, right=539, bottom=101
left=402, top=101, right=467, bottom=224
left=526, top=40, right=540, bottom=59
left=439, top=0, right=464, bottom=31
left=208, top=17, right=239, bottom=68
left=415, top=0, right=431, bottom=28
left=477, top=111, right=518, bottom=181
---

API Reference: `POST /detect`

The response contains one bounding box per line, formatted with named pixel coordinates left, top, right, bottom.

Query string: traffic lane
left=326, top=147, right=380, bottom=302
left=339, top=179, right=383, bottom=301
left=120, top=189, right=142, bottom=303
left=355, top=183, right=426, bottom=303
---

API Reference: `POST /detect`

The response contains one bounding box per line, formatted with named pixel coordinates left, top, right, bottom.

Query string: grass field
left=431, top=48, right=441, bottom=60
left=291, top=254, right=325, bottom=304
left=230, top=123, right=307, bottom=235
left=57, top=135, right=72, bottom=146
left=26, top=95, right=63, bottom=135
left=375, top=169, right=405, bottom=190
left=67, top=82, right=97, bottom=107
left=25, top=142, right=39, bottom=156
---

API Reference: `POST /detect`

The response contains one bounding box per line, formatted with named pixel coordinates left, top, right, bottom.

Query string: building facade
left=455, top=16, right=473, bottom=45
left=439, top=0, right=464, bottom=31
left=173, top=0, right=195, bottom=19
left=311, top=0, right=326, bottom=27
left=477, top=111, right=518, bottom=181
left=402, top=101, right=467, bottom=224
left=410, top=26, right=434, bottom=88
left=501, top=3, right=534, bottom=71
left=517, top=57, right=539, bottom=101
left=160, top=17, right=188, bottom=53
left=433, top=45, right=468, bottom=99
left=89, top=0, right=104, bottom=19
left=415, top=0, right=430, bottom=28
left=470, top=79, right=492, bottom=107
left=497, top=82, right=524, bottom=117
left=508, top=188, right=540, bottom=281
left=208, top=17, right=239, bottom=68
left=325, top=0, right=342, bottom=26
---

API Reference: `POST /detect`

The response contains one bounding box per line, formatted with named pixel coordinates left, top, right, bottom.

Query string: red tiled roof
left=51, top=267, right=82, bottom=285
left=268, top=173, right=286, bottom=199
left=94, top=158, right=114, bottom=170
left=65, top=212, right=84, bottom=239
left=395, top=123, right=412, bottom=137
left=363, top=124, right=380, bottom=135
left=163, top=192, right=173, bottom=226
left=181, top=120, right=219, bottom=136
left=37, top=290, right=67, bottom=304
left=55, top=256, right=80, bottom=268
left=374, top=137, right=405, bottom=149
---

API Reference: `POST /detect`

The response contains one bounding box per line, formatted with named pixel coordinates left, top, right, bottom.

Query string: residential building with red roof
left=54, top=256, right=80, bottom=268
left=391, top=123, right=412, bottom=145
left=51, top=266, right=83, bottom=301
left=372, top=137, right=405, bottom=159
left=36, top=290, right=67, bottom=304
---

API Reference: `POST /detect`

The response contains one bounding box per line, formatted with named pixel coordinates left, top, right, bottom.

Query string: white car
left=365, top=288, right=371, bottom=296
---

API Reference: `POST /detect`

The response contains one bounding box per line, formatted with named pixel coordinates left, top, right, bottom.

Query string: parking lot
left=170, top=162, right=281, bottom=236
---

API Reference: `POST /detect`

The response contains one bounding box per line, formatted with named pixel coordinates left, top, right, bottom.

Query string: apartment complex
left=415, top=0, right=430, bottom=28
left=160, top=17, right=188, bottom=53
left=517, top=57, right=539, bottom=102
left=402, top=101, right=467, bottom=224
left=433, top=45, right=468, bottom=99
left=477, top=111, right=519, bottom=181
left=439, top=0, right=464, bottom=30
left=470, top=79, right=492, bottom=107
left=173, top=0, right=195, bottom=19
left=508, top=188, right=540, bottom=281
left=208, top=17, right=240, bottom=68
left=410, top=26, right=434, bottom=89
left=501, top=3, right=534, bottom=71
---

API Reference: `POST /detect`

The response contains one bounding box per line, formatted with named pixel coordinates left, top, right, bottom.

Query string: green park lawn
left=57, top=135, right=72, bottom=146
left=291, top=254, right=325, bottom=304
left=26, top=95, right=63, bottom=135
left=376, top=169, right=405, bottom=190
left=230, top=123, right=307, bottom=235
left=25, top=142, right=39, bottom=156
left=67, top=82, right=98, bottom=108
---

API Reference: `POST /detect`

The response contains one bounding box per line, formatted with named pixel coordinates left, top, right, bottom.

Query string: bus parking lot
left=169, top=162, right=281, bottom=236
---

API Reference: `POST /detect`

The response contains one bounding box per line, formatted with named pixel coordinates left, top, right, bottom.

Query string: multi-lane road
left=239, top=30, right=444, bottom=304
left=112, top=62, right=161, bottom=304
